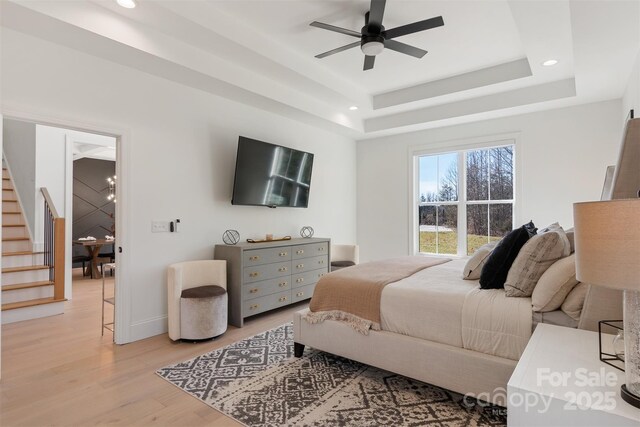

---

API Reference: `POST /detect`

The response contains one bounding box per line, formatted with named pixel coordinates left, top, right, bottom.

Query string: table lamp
left=574, top=199, right=640, bottom=409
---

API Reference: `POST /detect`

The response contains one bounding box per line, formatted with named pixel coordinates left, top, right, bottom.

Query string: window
left=416, top=144, right=515, bottom=256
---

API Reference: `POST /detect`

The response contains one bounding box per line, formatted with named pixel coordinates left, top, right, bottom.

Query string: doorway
left=1, top=114, right=129, bottom=343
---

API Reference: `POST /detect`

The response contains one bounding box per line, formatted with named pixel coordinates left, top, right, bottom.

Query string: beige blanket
left=305, top=256, right=450, bottom=333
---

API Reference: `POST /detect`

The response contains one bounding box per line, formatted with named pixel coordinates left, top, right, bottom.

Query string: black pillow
left=479, top=221, right=537, bottom=289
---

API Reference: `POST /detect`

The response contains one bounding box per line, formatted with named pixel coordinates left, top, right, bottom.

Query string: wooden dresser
left=214, top=237, right=330, bottom=327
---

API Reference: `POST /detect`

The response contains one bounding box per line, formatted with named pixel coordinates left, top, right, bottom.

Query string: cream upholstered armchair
left=330, top=244, right=359, bottom=272
left=167, top=260, right=227, bottom=341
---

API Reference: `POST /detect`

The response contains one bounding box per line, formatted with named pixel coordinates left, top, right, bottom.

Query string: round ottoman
left=180, top=285, right=228, bottom=340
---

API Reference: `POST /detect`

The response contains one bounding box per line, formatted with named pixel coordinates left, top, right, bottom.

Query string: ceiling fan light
left=361, top=41, right=384, bottom=56
left=116, top=0, right=136, bottom=9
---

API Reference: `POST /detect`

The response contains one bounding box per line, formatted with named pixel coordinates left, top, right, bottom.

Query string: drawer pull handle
left=296, top=292, right=304, bottom=297
left=278, top=267, right=288, bottom=272
left=250, top=304, right=259, bottom=310
left=249, top=272, right=259, bottom=278
left=249, top=288, right=258, bottom=294
left=296, top=250, right=304, bottom=255
left=296, top=278, right=304, bottom=283
left=318, top=247, right=325, bottom=251
left=318, top=273, right=324, bottom=278
left=278, top=296, right=288, bottom=302
left=279, top=252, right=287, bottom=257
left=319, top=260, right=325, bottom=264
left=296, top=264, right=304, bottom=269
left=249, top=256, right=260, bottom=261
left=279, top=282, right=287, bottom=287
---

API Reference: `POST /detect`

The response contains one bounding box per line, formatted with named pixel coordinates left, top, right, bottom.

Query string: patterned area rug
left=157, top=324, right=506, bottom=426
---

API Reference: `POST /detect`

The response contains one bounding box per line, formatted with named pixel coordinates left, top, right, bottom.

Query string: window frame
left=409, top=134, right=521, bottom=257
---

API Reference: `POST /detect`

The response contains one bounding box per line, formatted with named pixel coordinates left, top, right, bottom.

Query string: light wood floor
left=1, top=269, right=309, bottom=426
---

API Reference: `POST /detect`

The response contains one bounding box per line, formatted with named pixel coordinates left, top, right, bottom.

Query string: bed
left=293, top=256, right=622, bottom=405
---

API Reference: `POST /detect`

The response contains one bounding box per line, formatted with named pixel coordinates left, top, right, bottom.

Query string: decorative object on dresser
left=300, top=226, right=314, bottom=238
left=214, top=238, right=329, bottom=327
left=222, top=229, right=240, bottom=245
left=167, top=260, right=228, bottom=341
left=246, top=235, right=292, bottom=243
left=574, top=198, right=640, bottom=409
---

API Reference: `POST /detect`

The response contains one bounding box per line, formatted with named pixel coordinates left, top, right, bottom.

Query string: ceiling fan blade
left=384, top=39, right=427, bottom=58
left=310, top=21, right=361, bottom=38
left=384, top=16, right=444, bottom=39
left=315, top=41, right=360, bottom=59
left=364, top=55, right=376, bottom=71
left=368, top=0, right=386, bottom=27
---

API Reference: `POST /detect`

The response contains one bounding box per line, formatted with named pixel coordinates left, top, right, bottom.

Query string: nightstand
left=507, top=324, right=640, bottom=426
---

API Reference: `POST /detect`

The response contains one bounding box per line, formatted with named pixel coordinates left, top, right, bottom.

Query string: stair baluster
left=41, top=188, right=65, bottom=300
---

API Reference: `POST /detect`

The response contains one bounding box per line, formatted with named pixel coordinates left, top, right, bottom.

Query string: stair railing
left=42, top=188, right=65, bottom=300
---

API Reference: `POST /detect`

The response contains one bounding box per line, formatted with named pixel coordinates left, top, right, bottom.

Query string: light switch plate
left=151, top=221, right=170, bottom=233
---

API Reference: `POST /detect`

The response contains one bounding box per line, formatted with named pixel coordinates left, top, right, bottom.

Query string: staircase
left=1, top=166, right=65, bottom=324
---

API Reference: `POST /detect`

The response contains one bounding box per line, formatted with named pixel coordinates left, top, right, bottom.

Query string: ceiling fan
left=310, top=0, right=444, bottom=71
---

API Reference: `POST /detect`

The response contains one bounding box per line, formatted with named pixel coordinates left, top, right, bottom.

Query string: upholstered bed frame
left=293, top=285, right=621, bottom=405
left=295, top=114, right=637, bottom=405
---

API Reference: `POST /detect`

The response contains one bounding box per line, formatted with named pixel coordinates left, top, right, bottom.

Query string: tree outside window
left=417, top=145, right=514, bottom=256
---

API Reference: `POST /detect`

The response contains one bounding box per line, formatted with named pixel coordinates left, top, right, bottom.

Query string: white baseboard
left=127, top=315, right=168, bottom=343
left=1, top=301, right=64, bottom=324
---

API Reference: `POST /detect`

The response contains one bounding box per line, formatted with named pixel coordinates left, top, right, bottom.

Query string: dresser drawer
left=243, top=276, right=290, bottom=300
left=291, top=267, right=328, bottom=288
left=244, top=290, right=291, bottom=316
left=292, top=255, right=329, bottom=273
left=243, top=246, right=292, bottom=267
left=292, top=283, right=316, bottom=302
left=291, top=242, right=329, bottom=259
left=243, top=261, right=291, bottom=283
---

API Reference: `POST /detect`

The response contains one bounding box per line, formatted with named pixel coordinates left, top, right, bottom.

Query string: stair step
left=2, top=297, right=66, bottom=311
left=2, top=237, right=29, bottom=242
left=3, top=265, right=49, bottom=273
left=2, top=251, right=42, bottom=256
left=2, top=281, right=53, bottom=291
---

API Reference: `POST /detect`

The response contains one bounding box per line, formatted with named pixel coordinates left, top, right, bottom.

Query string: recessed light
left=116, top=0, right=136, bottom=9
left=349, top=106, right=358, bottom=111
left=542, top=59, right=558, bottom=67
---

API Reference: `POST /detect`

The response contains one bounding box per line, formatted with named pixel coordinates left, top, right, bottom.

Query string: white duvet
left=380, top=258, right=532, bottom=360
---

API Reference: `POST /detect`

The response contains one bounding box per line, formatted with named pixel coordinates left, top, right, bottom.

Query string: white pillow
left=462, top=242, right=497, bottom=280
left=561, top=282, right=588, bottom=320
left=531, top=254, right=579, bottom=312
left=505, top=226, right=571, bottom=297
left=538, top=222, right=571, bottom=257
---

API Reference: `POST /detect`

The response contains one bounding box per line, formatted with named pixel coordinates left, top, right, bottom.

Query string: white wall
left=34, top=125, right=67, bottom=243
left=1, top=29, right=357, bottom=342
left=356, top=100, right=622, bottom=262
left=3, top=118, right=36, bottom=236
left=623, top=49, right=640, bottom=120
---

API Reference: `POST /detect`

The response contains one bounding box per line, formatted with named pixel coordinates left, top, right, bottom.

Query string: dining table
left=73, top=239, right=115, bottom=279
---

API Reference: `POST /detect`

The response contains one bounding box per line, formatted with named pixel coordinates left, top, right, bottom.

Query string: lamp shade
left=573, top=199, right=640, bottom=290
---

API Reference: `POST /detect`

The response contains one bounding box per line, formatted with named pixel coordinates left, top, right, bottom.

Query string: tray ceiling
left=1, top=0, right=638, bottom=138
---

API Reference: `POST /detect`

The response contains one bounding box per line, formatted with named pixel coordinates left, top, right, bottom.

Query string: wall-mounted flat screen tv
left=231, top=136, right=314, bottom=208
